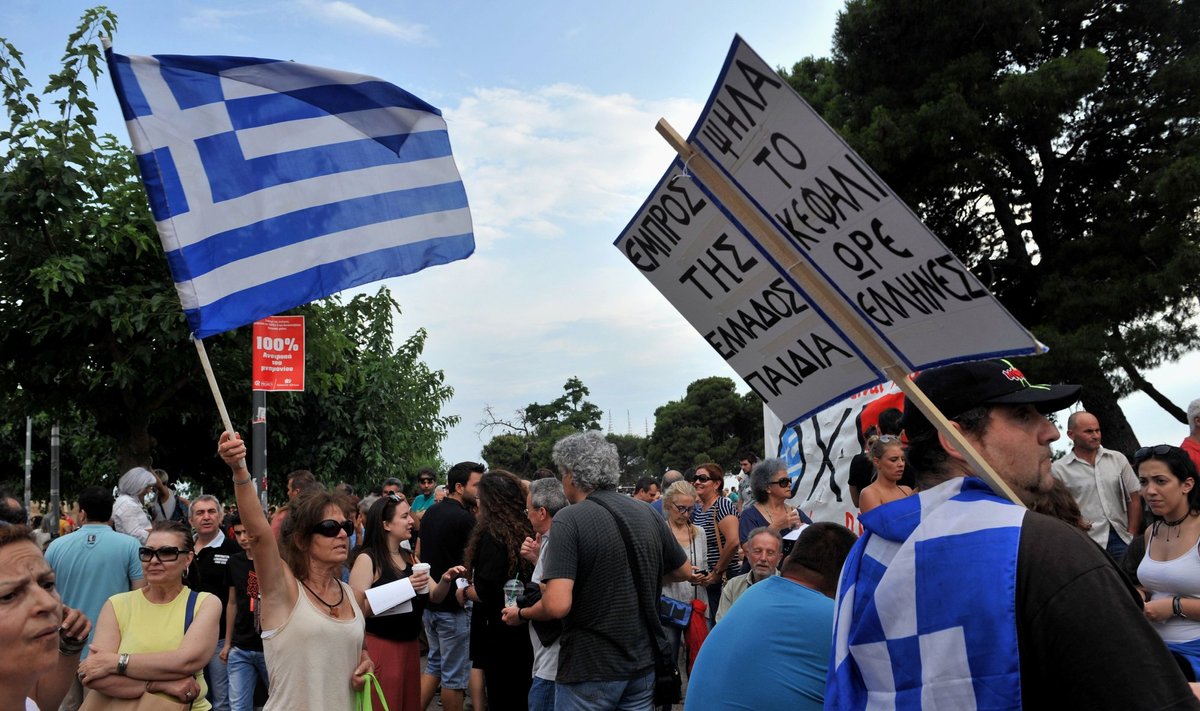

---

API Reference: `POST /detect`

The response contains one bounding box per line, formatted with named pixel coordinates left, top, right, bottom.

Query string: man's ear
left=936, top=420, right=970, bottom=465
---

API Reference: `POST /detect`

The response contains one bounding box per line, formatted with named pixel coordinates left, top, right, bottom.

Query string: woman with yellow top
left=78, top=520, right=221, bottom=708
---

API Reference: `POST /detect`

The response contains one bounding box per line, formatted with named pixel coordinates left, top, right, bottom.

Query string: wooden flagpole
left=655, top=119, right=1025, bottom=507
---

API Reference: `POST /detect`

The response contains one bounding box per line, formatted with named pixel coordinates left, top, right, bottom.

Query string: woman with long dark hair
left=349, top=494, right=432, bottom=709
left=458, top=470, right=535, bottom=708
left=1135, top=445, right=1200, bottom=679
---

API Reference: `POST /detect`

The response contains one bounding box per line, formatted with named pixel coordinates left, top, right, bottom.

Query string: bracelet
left=1174, top=596, right=1188, bottom=618
left=233, top=477, right=253, bottom=486
left=116, top=652, right=130, bottom=676
left=517, top=607, right=526, bottom=621
left=59, top=635, right=86, bottom=656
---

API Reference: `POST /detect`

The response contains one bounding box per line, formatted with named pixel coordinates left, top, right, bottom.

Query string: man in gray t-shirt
left=503, top=431, right=690, bottom=709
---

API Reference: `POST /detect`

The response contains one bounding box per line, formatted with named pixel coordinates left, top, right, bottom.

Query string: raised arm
left=218, top=432, right=297, bottom=621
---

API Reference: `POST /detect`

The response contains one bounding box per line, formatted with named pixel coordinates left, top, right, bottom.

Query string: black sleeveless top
left=363, top=552, right=426, bottom=641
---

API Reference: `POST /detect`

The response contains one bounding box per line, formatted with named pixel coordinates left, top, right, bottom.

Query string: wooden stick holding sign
left=654, top=118, right=1025, bottom=508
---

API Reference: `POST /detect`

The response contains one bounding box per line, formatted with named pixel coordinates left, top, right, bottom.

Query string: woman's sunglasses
left=773, top=477, right=792, bottom=488
left=311, top=519, right=354, bottom=538
left=1134, top=444, right=1181, bottom=464
left=138, top=546, right=184, bottom=563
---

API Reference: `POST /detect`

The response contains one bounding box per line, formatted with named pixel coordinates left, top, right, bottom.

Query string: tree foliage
left=644, top=377, right=763, bottom=475
left=479, top=377, right=639, bottom=480
left=0, top=9, right=457, bottom=501
left=786, top=0, right=1200, bottom=453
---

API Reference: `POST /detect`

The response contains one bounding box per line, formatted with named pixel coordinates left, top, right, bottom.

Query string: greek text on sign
left=615, top=162, right=881, bottom=419
left=689, top=36, right=1041, bottom=372
left=252, top=316, right=305, bottom=391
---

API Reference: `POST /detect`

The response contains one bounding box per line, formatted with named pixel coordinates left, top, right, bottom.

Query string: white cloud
left=299, top=0, right=430, bottom=44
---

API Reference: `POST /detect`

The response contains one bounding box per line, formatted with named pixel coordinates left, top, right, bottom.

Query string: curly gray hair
left=750, top=458, right=788, bottom=504
left=552, top=430, right=619, bottom=492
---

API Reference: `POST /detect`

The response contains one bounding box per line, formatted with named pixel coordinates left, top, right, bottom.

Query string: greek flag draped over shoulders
left=106, top=50, right=475, bottom=338
left=828, top=477, right=1025, bottom=710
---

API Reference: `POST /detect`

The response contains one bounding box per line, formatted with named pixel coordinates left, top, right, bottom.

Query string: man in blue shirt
left=687, top=522, right=857, bottom=710
left=44, top=486, right=144, bottom=711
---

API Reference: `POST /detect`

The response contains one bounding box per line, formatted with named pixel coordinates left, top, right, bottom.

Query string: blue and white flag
left=828, top=477, right=1025, bottom=710
left=106, top=50, right=475, bottom=338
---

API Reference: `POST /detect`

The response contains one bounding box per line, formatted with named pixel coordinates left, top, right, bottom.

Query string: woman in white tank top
left=219, top=432, right=374, bottom=709
left=1135, top=444, right=1200, bottom=679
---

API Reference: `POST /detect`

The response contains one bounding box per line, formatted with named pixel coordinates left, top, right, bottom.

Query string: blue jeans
left=529, top=676, right=556, bottom=711
left=204, top=638, right=230, bottom=711
left=227, top=647, right=268, bottom=711
left=423, top=609, right=471, bottom=690
left=555, top=669, right=654, bottom=711
left=1107, top=527, right=1129, bottom=561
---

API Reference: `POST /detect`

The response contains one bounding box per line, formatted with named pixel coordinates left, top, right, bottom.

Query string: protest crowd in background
left=6, top=375, right=1200, bottom=710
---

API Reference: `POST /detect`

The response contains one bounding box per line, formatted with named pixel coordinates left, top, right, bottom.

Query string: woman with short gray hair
left=736, top=458, right=811, bottom=574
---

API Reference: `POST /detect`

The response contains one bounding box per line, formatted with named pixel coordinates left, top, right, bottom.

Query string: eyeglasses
left=1134, top=444, right=1179, bottom=463
left=773, top=478, right=792, bottom=488
left=672, top=504, right=693, bottom=514
left=139, top=546, right=184, bottom=563
left=311, top=519, right=354, bottom=538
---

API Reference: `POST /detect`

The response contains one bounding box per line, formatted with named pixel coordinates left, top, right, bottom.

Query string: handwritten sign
left=689, top=36, right=1041, bottom=372
left=616, top=162, right=881, bottom=418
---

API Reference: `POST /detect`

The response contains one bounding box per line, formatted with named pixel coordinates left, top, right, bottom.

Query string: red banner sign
left=252, top=316, right=305, bottom=391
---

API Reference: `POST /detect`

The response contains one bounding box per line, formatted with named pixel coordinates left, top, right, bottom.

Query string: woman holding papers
left=217, top=432, right=373, bottom=710
left=349, top=494, right=431, bottom=709
left=857, top=436, right=914, bottom=515
left=1135, top=445, right=1200, bottom=679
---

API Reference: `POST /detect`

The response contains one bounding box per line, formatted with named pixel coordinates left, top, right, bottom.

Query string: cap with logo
left=900, top=359, right=1080, bottom=437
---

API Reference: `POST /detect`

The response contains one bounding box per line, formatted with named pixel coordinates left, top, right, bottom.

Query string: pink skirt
left=365, top=633, right=421, bottom=710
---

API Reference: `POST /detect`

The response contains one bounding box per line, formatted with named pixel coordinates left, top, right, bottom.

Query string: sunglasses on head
left=311, top=519, right=354, bottom=538
left=138, top=546, right=184, bottom=563
left=1134, top=444, right=1180, bottom=464
left=877, top=435, right=901, bottom=443
left=386, top=493, right=406, bottom=503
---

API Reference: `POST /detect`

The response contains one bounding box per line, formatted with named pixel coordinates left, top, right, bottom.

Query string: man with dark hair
left=419, top=461, right=483, bottom=711
left=410, top=468, right=438, bottom=530
left=632, top=476, right=659, bottom=503
left=0, top=487, right=25, bottom=525
left=688, top=523, right=856, bottom=710
left=380, top=477, right=403, bottom=497
left=222, top=514, right=269, bottom=711
left=44, top=486, right=144, bottom=710
left=269, top=469, right=319, bottom=540
left=511, top=431, right=689, bottom=708
left=828, top=360, right=1199, bottom=710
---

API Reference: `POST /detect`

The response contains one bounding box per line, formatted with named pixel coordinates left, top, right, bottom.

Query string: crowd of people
left=5, top=363, right=1200, bottom=710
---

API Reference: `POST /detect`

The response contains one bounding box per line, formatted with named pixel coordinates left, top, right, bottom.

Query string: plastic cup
left=503, top=579, right=523, bottom=608
left=411, top=563, right=431, bottom=593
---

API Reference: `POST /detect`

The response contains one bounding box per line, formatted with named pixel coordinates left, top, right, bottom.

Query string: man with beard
left=715, top=526, right=780, bottom=622
left=827, top=360, right=1199, bottom=710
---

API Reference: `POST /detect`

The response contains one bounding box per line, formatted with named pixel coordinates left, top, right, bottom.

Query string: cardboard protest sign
left=616, top=162, right=882, bottom=419
left=616, top=36, right=1044, bottom=441
left=689, top=36, right=1042, bottom=373
left=252, top=316, right=305, bottom=391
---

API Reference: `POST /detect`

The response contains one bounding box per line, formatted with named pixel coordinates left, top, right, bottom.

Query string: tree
left=480, top=377, right=606, bottom=477
left=785, top=0, right=1200, bottom=454
left=644, top=377, right=763, bottom=475
left=0, top=10, right=458, bottom=500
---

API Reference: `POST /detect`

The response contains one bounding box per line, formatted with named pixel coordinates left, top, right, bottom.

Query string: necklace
left=299, top=577, right=345, bottom=617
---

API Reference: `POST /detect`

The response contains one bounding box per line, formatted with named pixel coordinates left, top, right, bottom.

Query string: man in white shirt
left=1051, top=411, right=1141, bottom=559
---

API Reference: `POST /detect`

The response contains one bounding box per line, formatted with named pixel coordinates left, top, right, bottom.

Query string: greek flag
left=828, top=477, right=1025, bottom=710
left=106, top=50, right=475, bottom=338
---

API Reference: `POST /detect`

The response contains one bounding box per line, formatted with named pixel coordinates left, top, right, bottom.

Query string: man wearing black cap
left=826, top=359, right=1198, bottom=710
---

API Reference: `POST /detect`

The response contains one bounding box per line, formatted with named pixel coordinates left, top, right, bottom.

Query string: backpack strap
left=184, top=589, right=200, bottom=633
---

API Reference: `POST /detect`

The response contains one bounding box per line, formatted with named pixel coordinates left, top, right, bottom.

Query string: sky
left=3, top=0, right=1197, bottom=467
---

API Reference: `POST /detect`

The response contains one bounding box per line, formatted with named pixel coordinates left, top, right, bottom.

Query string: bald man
left=1051, top=411, right=1141, bottom=559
